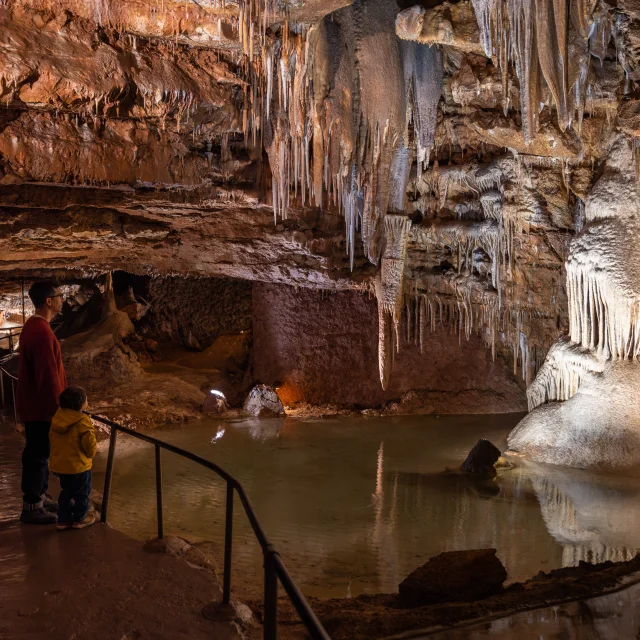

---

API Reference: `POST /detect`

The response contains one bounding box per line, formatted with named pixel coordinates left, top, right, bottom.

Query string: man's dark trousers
left=21, top=421, right=51, bottom=504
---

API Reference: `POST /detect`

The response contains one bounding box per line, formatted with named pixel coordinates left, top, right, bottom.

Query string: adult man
left=16, top=281, right=67, bottom=524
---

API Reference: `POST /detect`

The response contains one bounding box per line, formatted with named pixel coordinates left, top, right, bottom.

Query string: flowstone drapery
left=508, top=137, right=640, bottom=470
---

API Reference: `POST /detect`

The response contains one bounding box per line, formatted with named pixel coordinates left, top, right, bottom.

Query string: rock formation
left=398, top=549, right=507, bottom=607
left=461, top=439, right=501, bottom=475
left=1, top=0, right=640, bottom=448
left=509, top=137, right=640, bottom=470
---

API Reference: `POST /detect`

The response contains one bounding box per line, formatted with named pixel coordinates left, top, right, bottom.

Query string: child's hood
left=51, top=408, right=87, bottom=434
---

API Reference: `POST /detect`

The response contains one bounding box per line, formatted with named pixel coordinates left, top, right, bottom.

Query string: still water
left=92, top=414, right=640, bottom=599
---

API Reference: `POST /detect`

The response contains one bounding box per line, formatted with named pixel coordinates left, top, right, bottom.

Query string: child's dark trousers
left=56, top=470, right=91, bottom=524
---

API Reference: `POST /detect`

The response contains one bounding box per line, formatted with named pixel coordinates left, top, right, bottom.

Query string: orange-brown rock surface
left=0, top=0, right=637, bottom=416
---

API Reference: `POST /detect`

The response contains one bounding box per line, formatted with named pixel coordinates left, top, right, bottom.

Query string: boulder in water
left=461, top=438, right=501, bottom=476
left=202, top=390, right=229, bottom=416
left=398, top=549, right=507, bottom=607
left=243, top=384, right=285, bottom=417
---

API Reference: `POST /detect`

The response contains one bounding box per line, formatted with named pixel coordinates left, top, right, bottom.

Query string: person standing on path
left=16, top=281, right=66, bottom=524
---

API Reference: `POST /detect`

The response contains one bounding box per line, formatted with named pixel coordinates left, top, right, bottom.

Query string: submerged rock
left=461, top=438, right=501, bottom=476
left=243, top=384, right=285, bottom=417
left=398, top=549, right=507, bottom=607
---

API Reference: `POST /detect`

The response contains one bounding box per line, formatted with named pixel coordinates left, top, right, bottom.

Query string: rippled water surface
left=92, top=414, right=640, bottom=599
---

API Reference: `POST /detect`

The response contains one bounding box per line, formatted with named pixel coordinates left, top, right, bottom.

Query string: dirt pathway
left=0, top=420, right=242, bottom=640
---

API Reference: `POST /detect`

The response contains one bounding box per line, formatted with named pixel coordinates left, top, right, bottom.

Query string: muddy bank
left=251, top=557, right=640, bottom=640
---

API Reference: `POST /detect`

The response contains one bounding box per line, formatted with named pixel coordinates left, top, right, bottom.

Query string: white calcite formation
left=509, top=137, right=640, bottom=470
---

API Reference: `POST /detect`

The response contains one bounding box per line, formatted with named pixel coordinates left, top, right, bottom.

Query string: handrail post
left=11, top=379, right=17, bottom=428
left=155, top=444, right=164, bottom=539
left=223, top=482, right=233, bottom=604
left=1, top=368, right=4, bottom=408
left=84, top=413, right=330, bottom=640
left=263, top=550, right=278, bottom=640
left=101, top=425, right=118, bottom=524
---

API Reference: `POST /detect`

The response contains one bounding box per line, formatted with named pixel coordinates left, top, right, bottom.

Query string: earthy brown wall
left=252, top=283, right=526, bottom=412
left=141, top=276, right=252, bottom=350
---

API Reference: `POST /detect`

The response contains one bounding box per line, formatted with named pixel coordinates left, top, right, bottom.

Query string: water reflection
left=92, top=414, right=640, bottom=599
left=247, top=418, right=285, bottom=441
left=521, top=462, right=640, bottom=565
left=211, top=427, right=226, bottom=443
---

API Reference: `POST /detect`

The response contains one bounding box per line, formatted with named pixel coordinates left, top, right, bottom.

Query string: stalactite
left=402, top=41, right=443, bottom=179
left=508, top=0, right=541, bottom=142
left=245, top=0, right=444, bottom=274
left=405, top=281, right=544, bottom=385
left=471, top=0, right=610, bottom=141
left=375, top=216, right=412, bottom=389
left=566, top=262, right=640, bottom=361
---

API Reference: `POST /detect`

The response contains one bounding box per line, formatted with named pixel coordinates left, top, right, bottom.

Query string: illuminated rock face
left=509, top=137, right=640, bottom=470
left=252, top=282, right=526, bottom=411
left=1, top=0, right=639, bottom=416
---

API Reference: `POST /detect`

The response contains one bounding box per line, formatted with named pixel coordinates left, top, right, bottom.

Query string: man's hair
left=28, top=281, right=60, bottom=308
left=59, top=386, right=87, bottom=412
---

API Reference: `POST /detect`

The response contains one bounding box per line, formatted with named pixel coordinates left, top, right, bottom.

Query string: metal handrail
left=0, top=362, right=18, bottom=426
left=0, top=325, right=22, bottom=354
left=88, top=413, right=331, bottom=640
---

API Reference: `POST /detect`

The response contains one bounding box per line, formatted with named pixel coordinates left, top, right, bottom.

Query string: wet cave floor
left=91, top=413, right=640, bottom=601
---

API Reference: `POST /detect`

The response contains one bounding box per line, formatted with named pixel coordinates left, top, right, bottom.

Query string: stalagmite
left=509, top=136, right=640, bottom=470
left=526, top=338, right=604, bottom=410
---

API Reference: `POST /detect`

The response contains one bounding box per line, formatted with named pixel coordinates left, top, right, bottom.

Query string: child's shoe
left=72, top=514, right=96, bottom=529
left=56, top=521, right=72, bottom=531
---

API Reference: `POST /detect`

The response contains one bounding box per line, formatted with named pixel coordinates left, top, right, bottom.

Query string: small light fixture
left=210, top=389, right=226, bottom=398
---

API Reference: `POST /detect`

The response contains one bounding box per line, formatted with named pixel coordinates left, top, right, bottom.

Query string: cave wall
left=141, top=276, right=252, bottom=350
left=2, top=0, right=640, bottom=429
left=252, top=283, right=526, bottom=412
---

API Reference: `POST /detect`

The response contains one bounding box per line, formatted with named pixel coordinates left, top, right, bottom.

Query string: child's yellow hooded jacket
left=49, top=408, right=97, bottom=474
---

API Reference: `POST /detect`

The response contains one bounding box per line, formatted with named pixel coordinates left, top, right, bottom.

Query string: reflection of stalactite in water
left=375, top=441, right=384, bottom=503
left=371, top=441, right=401, bottom=593
left=562, top=544, right=637, bottom=566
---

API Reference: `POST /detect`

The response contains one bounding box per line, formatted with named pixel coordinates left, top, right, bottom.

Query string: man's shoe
left=41, top=494, right=58, bottom=513
left=56, top=521, right=72, bottom=531
left=20, top=503, right=57, bottom=525
left=72, top=514, right=96, bottom=529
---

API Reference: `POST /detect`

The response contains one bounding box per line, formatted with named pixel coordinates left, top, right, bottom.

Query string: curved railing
left=0, top=325, right=22, bottom=353
left=0, top=360, right=18, bottom=426
left=89, top=413, right=331, bottom=640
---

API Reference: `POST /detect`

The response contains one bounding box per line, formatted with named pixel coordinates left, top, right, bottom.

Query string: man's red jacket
left=16, top=316, right=67, bottom=423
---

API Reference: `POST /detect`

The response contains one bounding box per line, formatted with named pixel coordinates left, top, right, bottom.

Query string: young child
left=49, top=386, right=97, bottom=530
